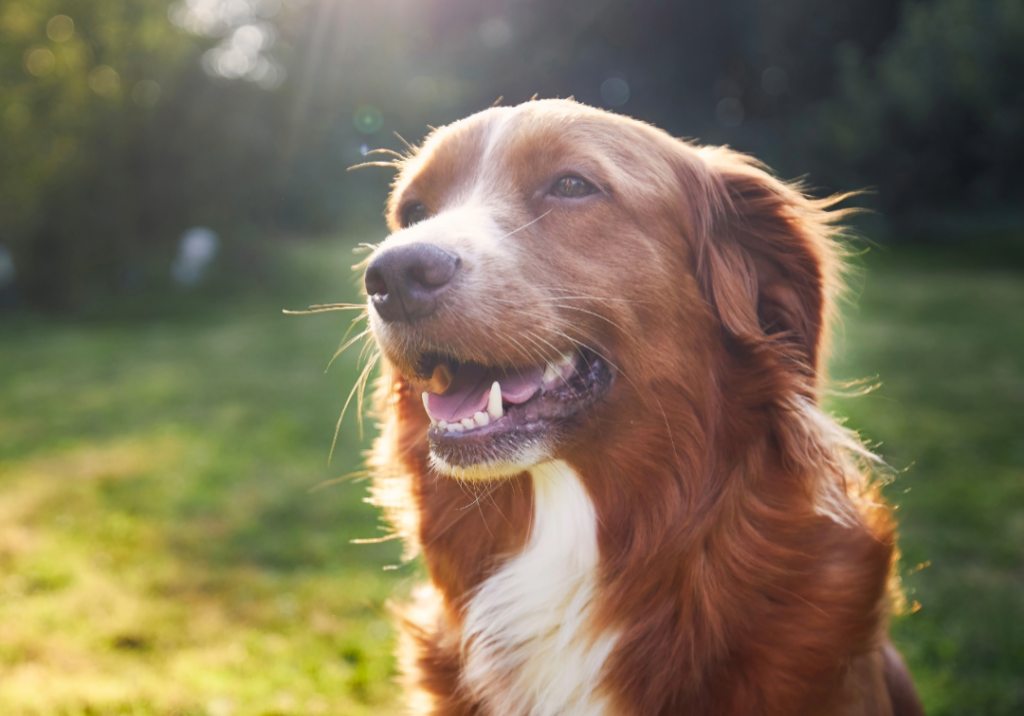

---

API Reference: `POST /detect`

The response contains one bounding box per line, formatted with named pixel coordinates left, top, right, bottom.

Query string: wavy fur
left=363, top=99, right=922, bottom=716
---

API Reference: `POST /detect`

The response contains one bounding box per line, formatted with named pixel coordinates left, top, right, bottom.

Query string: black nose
left=364, top=243, right=460, bottom=323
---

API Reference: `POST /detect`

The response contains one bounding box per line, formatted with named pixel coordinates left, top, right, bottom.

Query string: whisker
left=500, top=332, right=548, bottom=374
left=498, top=209, right=553, bottom=241
left=524, top=330, right=588, bottom=406
left=652, top=394, right=685, bottom=477
left=355, top=348, right=381, bottom=438
left=540, top=295, right=644, bottom=304
left=536, top=287, right=649, bottom=304
left=394, top=131, right=416, bottom=152
left=309, top=302, right=366, bottom=309
left=347, top=161, right=401, bottom=172
left=326, top=328, right=371, bottom=373
left=551, top=327, right=659, bottom=416
left=550, top=329, right=631, bottom=383
left=366, top=148, right=406, bottom=160
left=483, top=484, right=514, bottom=527
left=546, top=304, right=627, bottom=331
left=348, top=536, right=403, bottom=544
left=330, top=350, right=380, bottom=461
left=309, top=469, right=372, bottom=492
left=486, top=294, right=644, bottom=309
left=425, top=482, right=502, bottom=546
left=284, top=303, right=366, bottom=315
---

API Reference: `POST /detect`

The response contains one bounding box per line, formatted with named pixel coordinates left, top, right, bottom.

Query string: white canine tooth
left=557, top=352, right=575, bottom=367
left=438, top=420, right=448, bottom=429
left=487, top=381, right=503, bottom=420
left=460, top=417, right=475, bottom=430
left=474, top=411, right=490, bottom=427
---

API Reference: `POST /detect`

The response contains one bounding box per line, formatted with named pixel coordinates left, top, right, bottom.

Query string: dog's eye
left=552, top=176, right=597, bottom=198
left=402, top=203, right=429, bottom=227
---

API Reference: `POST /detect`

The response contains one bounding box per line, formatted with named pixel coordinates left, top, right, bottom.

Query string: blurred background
left=0, top=0, right=1021, bottom=713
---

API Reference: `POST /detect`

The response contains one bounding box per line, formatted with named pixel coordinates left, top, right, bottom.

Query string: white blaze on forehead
left=461, top=460, right=618, bottom=715
left=455, top=108, right=518, bottom=214
left=479, top=110, right=514, bottom=166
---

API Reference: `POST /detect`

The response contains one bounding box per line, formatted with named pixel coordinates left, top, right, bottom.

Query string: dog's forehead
left=390, top=103, right=629, bottom=212
left=398, top=112, right=503, bottom=198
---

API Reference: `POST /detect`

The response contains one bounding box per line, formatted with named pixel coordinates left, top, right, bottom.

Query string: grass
left=0, top=239, right=1021, bottom=715
left=0, top=241, right=404, bottom=716
left=828, top=247, right=1024, bottom=715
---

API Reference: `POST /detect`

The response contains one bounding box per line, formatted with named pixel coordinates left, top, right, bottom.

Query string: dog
left=361, top=99, right=923, bottom=716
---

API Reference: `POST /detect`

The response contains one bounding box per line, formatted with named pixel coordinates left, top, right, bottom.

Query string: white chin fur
left=427, top=444, right=550, bottom=481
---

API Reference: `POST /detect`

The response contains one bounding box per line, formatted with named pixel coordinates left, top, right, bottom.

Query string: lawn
left=828, top=247, right=1024, bottom=715
left=0, top=240, right=1021, bottom=715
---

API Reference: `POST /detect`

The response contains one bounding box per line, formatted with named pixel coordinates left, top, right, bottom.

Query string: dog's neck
left=460, top=460, right=617, bottom=716
left=388, top=373, right=892, bottom=713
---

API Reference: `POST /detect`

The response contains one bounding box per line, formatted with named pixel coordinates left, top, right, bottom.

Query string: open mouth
left=418, top=347, right=614, bottom=472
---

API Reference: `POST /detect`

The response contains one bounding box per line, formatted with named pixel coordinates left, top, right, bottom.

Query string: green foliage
left=0, top=0, right=1020, bottom=306
left=815, top=0, right=1024, bottom=222
left=0, top=0, right=200, bottom=304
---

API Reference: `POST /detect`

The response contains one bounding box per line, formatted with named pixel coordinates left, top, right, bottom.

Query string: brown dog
left=361, top=99, right=923, bottom=716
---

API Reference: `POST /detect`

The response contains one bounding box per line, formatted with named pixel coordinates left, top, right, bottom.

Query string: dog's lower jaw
left=461, top=460, right=618, bottom=715
left=427, top=440, right=553, bottom=481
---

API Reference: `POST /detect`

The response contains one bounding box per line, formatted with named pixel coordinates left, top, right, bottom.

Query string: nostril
left=364, top=265, right=388, bottom=298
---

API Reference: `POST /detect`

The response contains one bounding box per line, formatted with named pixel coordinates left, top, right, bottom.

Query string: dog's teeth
left=487, top=381, right=503, bottom=419
left=438, top=420, right=448, bottom=430
left=447, top=422, right=464, bottom=433
left=460, top=417, right=475, bottom=430
left=542, top=363, right=560, bottom=383
left=557, top=352, right=575, bottom=367
left=474, top=411, right=489, bottom=427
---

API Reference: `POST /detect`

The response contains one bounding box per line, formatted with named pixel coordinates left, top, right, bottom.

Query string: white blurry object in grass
left=172, top=227, right=219, bottom=286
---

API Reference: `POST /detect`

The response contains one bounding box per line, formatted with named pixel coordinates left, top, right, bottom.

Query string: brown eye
left=403, top=203, right=429, bottom=227
left=552, top=176, right=597, bottom=198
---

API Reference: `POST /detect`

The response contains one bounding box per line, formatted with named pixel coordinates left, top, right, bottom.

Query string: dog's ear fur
left=683, top=147, right=850, bottom=381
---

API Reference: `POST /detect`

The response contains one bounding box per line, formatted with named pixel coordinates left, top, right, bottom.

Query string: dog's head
left=365, top=99, right=844, bottom=480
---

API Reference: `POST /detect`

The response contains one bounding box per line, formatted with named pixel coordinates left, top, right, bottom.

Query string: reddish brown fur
left=364, top=100, right=922, bottom=715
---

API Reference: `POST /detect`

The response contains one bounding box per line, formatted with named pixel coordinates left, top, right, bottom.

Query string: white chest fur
left=461, top=461, right=617, bottom=716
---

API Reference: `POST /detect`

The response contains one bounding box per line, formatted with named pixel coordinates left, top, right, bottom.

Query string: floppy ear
left=687, top=147, right=849, bottom=382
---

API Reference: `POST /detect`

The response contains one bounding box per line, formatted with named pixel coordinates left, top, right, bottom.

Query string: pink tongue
left=424, top=363, right=544, bottom=423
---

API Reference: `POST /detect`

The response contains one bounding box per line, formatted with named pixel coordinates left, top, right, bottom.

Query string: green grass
left=0, top=241, right=404, bottom=716
left=0, top=240, right=1021, bottom=715
left=828, top=247, right=1024, bottom=715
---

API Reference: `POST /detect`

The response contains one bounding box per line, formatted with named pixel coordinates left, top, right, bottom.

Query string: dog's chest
left=461, top=461, right=617, bottom=716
